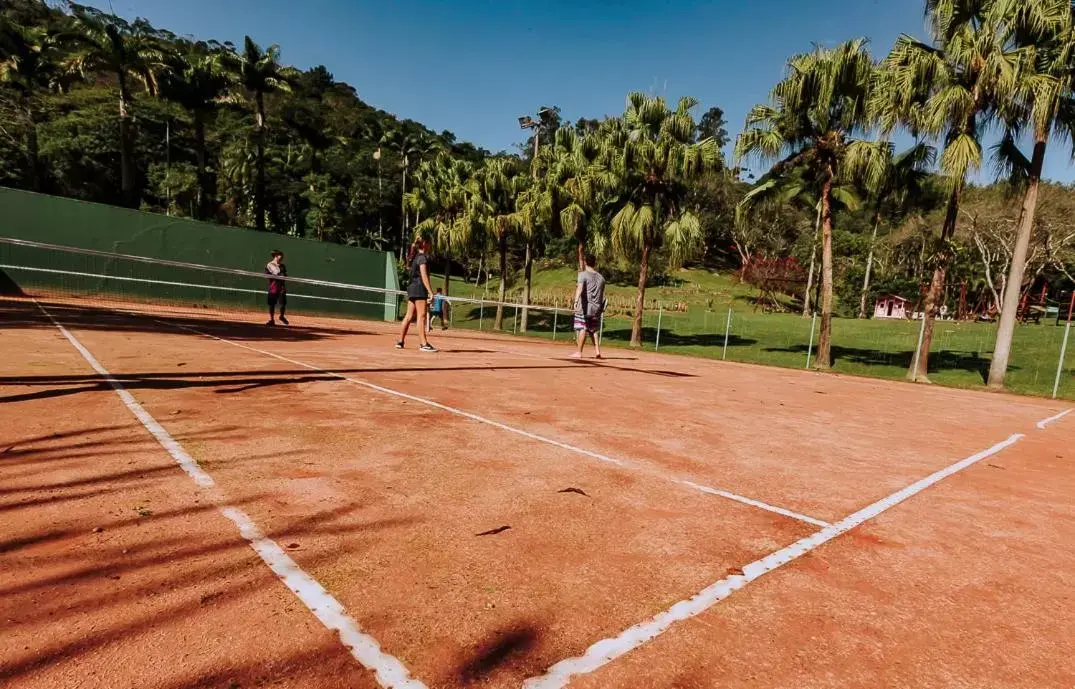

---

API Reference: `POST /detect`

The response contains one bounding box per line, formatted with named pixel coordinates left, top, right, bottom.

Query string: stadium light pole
left=517, top=108, right=552, bottom=332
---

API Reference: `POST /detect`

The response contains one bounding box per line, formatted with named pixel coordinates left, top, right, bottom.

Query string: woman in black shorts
left=396, top=237, right=438, bottom=352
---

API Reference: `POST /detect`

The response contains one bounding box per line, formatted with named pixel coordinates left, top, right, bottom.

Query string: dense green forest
left=3, top=0, right=1075, bottom=388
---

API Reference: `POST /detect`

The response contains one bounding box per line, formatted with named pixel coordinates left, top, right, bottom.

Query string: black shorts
left=407, top=283, right=429, bottom=301
left=268, top=292, right=286, bottom=306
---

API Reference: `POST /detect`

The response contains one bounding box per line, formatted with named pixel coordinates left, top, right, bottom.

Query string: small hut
left=873, top=294, right=909, bottom=320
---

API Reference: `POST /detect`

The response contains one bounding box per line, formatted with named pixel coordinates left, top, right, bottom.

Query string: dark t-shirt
left=408, top=253, right=429, bottom=299
left=266, top=262, right=287, bottom=295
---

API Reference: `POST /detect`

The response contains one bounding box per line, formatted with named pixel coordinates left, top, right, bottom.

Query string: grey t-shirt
left=577, top=269, right=606, bottom=317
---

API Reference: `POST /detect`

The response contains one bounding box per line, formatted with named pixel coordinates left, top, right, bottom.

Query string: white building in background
left=874, top=294, right=909, bottom=320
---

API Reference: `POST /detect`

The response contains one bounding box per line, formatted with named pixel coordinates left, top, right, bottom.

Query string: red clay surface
left=2, top=296, right=1073, bottom=689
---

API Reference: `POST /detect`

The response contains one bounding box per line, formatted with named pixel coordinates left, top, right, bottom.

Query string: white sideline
left=1036, top=408, right=1072, bottom=430
left=522, top=432, right=1025, bottom=688
left=167, top=321, right=831, bottom=528
left=36, top=303, right=427, bottom=689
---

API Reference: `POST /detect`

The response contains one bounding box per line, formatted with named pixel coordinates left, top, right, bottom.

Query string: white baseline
left=36, top=303, right=426, bottom=689
left=1036, top=408, right=1072, bottom=430
left=522, top=433, right=1024, bottom=688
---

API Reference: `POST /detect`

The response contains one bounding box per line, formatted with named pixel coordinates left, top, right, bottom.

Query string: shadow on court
left=0, top=298, right=373, bottom=342
left=762, top=343, right=1000, bottom=383
left=0, top=420, right=423, bottom=687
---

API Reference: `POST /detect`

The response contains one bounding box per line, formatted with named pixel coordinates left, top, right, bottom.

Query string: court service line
left=521, top=432, right=1025, bottom=689
left=167, top=321, right=831, bottom=528
left=1036, top=408, right=1072, bottom=430
left=35, top=303, right=427, bottom=689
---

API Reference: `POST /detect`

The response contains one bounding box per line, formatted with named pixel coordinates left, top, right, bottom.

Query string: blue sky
left=93, top=0, right=1075, bottom=182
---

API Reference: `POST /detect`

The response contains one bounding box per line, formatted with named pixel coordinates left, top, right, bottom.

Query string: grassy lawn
left=429, top=268, right=1075, bottom=400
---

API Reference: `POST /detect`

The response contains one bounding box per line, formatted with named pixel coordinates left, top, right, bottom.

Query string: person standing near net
left=427, top=288, right=448, bottom=332
left=397, top=238, right=438, bottom=352
left=265, top=249, right=289, bottom=326
left=571, top=252, right=606, bottom=359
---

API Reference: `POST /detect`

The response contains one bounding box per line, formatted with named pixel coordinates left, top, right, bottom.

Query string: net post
left=599, top=312, right=605, bottom=346
left=479, top=299, right=484, bottom=330
left=722, top=307, right=732, bottom=360
left=806, top=310, right=817, bottom=369
left=655, top=302, right=663, bottom=351
left=553, top=309, right=558, bottom=341
left=513, top=305, right=518, bottom=334
left=1053, top=292, right=1075, bottom=398
left=910, top=312, right=927, bottom=382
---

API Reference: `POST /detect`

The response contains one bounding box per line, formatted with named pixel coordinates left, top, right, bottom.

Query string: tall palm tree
left=850, top=142, right=937, bottom=318
left=471, top=156, right=528, bottom=330
left=736, top=39, right=875, bottom=368
left=514, top=127, right=603, bottom=330
left=157, top=41, right=232, bottom=219
left=380, top=128, right=427, bottom=257
left=875, top=1, right=1019, bottom=382
left=223, top=36, right=295, bottom=231
left=600, top=93, right=719, bottom=347
left=408, top=153, right=475, bottom=295
left=64, top=3, right=168, bottom=207
left=0, top=17, right=63, bottom=191
left=988, top=0, right=1074, bottom=387
left=737, top=160, right=861, bottom=317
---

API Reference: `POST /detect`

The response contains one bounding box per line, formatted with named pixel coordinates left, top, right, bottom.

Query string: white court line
left=1036, top=408, right=1072, bottom=430
left=167, top=320, right=830, bottom=528
left=522, top=432, right=1025, bottom=689
left=35, top=303, right=427, bottom=689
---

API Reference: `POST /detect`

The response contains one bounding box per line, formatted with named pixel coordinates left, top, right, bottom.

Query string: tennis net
left=0, top=237, right=580, bottom=338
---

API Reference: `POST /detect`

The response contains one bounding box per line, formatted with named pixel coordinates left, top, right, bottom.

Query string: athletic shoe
left=419, top=343, right=438, bottom=353
left=266, top=320, right=276, bottom=326
left=395, top=341, right=404, bottom=349
left=279, top=316, right=290, bottom=325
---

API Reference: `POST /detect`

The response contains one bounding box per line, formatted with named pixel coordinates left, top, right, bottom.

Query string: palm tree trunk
left=117, top=75, right=137, bottom=208
left=988, top=138, right=1047, bottom=388
left=194, top=112, right=211, bottom=220
left=25, top=101, right=41, bottom=192
left=802, top=204, right=821, bottom=317
left=254, top=92, right=267, bottom=231
left=443, top=252, right=451, bottom=295
left=577, top=239, right=585, bottom=272
left=494, top=231, right=507, bottom=330
left=520, top=241, right=533, bottom=332
left=858, top=209, right=881, bottom=319
left=630, top=243, right=651, bottom=348
left=909, top=183, right=962, bottom=382
left=400, top=159, right=408, bottom=255
left=816, top=175, right=835, bottom=370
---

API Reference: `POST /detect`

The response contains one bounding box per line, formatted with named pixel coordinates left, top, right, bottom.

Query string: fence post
left=806, top=311, right=818, bottom=369
left=553, top=310, right=558, bottom=341
left=479, top=299, right=484, bottom=331
left=722, top=308, right=732, bottom=361
left=910, top=314, right=928, bottom=382
left=1053, top=322, right=1071, bottom=399
left=1053, top=294, right=1075, bottom=398
left=655, top=303, right=664, bottom=351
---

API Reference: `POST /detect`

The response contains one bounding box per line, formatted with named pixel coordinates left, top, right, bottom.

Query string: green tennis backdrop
left=0, top=187, right=399, bottom=321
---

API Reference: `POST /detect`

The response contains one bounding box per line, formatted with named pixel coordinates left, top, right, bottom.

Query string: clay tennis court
left=2, top=295, right=1073, bottom=689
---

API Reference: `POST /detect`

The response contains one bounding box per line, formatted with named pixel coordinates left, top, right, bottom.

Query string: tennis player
left=265, top=250, right=288, bottom=326
left=571, top=252, right=606, bottom=359
left=397, top=238, right=438, bottom=352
